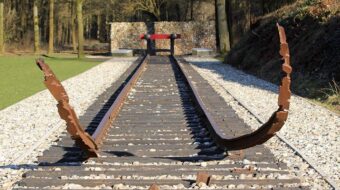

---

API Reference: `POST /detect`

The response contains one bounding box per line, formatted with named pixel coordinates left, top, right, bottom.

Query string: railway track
left=12, top=25, right=310, bottom=189
left=14, top=55, right=306, bottom=189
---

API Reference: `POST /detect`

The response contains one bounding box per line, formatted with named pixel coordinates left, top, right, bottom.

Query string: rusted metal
left=196, top=172, right=211, bottom=185
left=36, top=24, right=290, bottom=160
left=232, top=166, right=255, bottom=174
left=36, top=59, right=98, bottom=157
left=21, top=56, right=304, bottom=189
left=148, top=184, right=161, bottom=190
left=173, top=23, right=292, bottom=150
left=277, top=23, right=292, bottom=111
left=91, top=55, right=148, bottom=145
left=37, top=56, right=148, bottom=157
left=227, top=150, right=245, bottom=159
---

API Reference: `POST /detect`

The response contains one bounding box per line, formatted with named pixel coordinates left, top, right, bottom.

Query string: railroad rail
left=13, top=24, right=302, bottom=189
left=36, top=24, right=291, bottom=158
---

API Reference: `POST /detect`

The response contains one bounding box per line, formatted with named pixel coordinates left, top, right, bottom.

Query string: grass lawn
left=0, top=54, right=106, bottom=110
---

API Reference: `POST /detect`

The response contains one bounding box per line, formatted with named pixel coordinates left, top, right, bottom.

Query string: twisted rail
left=36, top=55, right=148, bottom=158
left=174, top=23, right=292, bottom=150
left=36, top=24, right=291, bottom=156
left=36, top=59, right=98, bottom=157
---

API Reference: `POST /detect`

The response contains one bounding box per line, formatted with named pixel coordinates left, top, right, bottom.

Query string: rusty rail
left=92, top=55, right=148, bottom=145
left=37, top=24, right=291, bottom=156
left=173, top=23, right=292, bottom=150
left=36, top=59, right=98, bottom=157
left=36, top=55, right=148, bottom=157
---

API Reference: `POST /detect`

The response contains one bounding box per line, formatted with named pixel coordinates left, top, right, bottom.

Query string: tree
left=126, top=0, right=166, bottom=21
left=33, top=0, right=40, bottom=54
left=216, top=0, right=231, bottom=53
left=71, top=1, right=77, bottom=52
left=48, top=0, right=54, bottom=55
left=0, top=0, right=4, bottom=54
left=76, top=0, right=84, bottom=58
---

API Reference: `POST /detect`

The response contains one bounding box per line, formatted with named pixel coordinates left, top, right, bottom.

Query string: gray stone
left=192, top=48, right=213, bottom=56
left=111, top=49, right=133, bottom=57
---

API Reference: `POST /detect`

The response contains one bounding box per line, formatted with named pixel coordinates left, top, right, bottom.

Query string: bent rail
left=174, top=23, right=292, bottom=150
left=37, top=24, right=291, bottom=156
left=36, top=55, right=148, bottom=158
left=36, top=59, right=98, bottom=157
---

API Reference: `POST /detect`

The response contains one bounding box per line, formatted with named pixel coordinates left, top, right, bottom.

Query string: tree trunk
left=190, top=0, right=194, bottom=20
left=216, top=0, right=231, bottom=54
left=76, top=0, right=84, bottom=58
left=97, top=15, right=100, bottom=40
left=0, top=0, right=4, bottom=54
left=33, top=1, right=40, bottom=54
left=48, top=0, right=54, bottom=55
left=57, top=18, right=62, bottom=46
left=71, top=0, right=77, bottom=52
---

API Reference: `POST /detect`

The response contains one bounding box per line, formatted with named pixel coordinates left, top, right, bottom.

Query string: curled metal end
left=277, top=23, right=292, bottom=112
left=36, top=60, right=98, bottom=158
left=190, top=24, right=293, bottom=150
left=36, top=59, right=69, bottom=102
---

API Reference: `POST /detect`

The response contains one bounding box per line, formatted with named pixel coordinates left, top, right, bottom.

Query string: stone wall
left=110, top=21, right=216, bottom=55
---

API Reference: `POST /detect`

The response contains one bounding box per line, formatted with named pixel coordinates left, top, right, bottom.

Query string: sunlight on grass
left=0, top=54, right=105, bottom=110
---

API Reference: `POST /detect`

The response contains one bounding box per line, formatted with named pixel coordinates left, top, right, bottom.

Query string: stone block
left=192, top=48, right=213, bottom=56
left=111, top=49, right=133, bottom=57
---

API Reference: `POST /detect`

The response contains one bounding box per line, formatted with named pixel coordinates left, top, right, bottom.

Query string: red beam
left=140, top=34, right=181, bottom=40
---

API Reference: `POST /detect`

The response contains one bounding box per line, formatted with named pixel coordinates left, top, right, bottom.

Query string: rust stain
left=148, top=184, right=160, bottom=190
left=277, top=23, right=292, bottom=111
left=36, top=59, right=98, bottom=157
left=227, top=150, right=245, bottom=160
left=232, top=166, right=255, bottom=174
left=174, top=23, right=292, bottom=150
left=196, top=172, right=211, bottom=185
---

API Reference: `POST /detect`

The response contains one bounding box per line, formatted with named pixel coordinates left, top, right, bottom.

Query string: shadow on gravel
left=80, top=57, right=143, bottom=136
left=104, top=151, right=135, bottom=157
left=0, top=164, right=38, bottom=170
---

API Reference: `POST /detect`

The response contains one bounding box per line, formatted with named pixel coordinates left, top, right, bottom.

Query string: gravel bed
left=185, top=56, right=339, bottom=189
left=0, top=57, right=136, bottom=189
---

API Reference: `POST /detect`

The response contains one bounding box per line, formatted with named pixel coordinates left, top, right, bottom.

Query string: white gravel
left=0, top=57, right=136, bottom=189
left=185, top=56, right=339, bottom=189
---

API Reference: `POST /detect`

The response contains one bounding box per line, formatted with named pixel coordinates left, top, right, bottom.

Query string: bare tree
left=48, top=0, right=54, bottom=55
left=76, top=0, right=84, bottom=58
left=216, top=0, right=231, bottom=53
left=127, top=0, right=166, bottom=21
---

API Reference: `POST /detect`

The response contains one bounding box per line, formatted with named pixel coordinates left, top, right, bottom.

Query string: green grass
left=0, top=54, right=106, bottom=110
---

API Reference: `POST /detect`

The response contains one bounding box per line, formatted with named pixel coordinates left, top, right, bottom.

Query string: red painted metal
left=139, top=34, right=181, bottom=40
